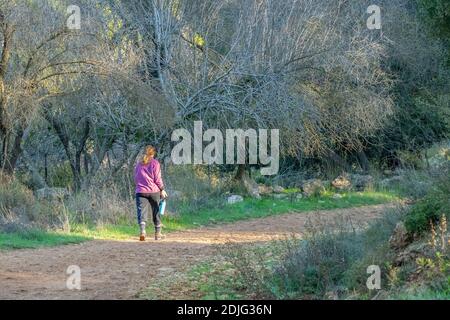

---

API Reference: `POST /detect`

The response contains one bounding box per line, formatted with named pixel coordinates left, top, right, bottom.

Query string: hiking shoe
left=155, top=232, right=165, bottom=240
left=139, top=223, right=146, bottom=241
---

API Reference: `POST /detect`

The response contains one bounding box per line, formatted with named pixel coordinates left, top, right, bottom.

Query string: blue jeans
left=136, top=193, right=161, bottom=231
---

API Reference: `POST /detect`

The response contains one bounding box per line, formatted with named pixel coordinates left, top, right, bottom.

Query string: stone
left=295, top=193, right=303, bottom=200
left=302, top=179, right=325, bottom=197
left=35, top=187, right=69, bottom=201
left=227, top=195, right=244, bottom=204
left=272, top=193, right=288, bottom=199
left=389, top=222, right=409, bottom=250
left=332, top=174, right=352, bottom=191
left=258, top=184, right=274, bottom=195
left=273, top=185, right=285, bottom=193
left=332, top=193, right=343, bottom=199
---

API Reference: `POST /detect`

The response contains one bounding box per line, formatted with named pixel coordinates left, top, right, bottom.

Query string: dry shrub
left=218, top=211, right=404, bottom=300
left=60, top=185, right=135, bottom=226
left=164, top=164, right=231, bottom=214
left=0, top=173, right=37, bottom=230
left=219, top=241, right=291, bottom=299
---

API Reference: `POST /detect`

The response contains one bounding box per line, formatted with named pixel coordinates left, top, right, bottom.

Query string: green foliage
left=404, top=175, right=450, bottom=234
left=47, top=162, right=74, bottom=188
left=368, top=93, right=450, bottom=169
left=420, top=0, right=450, bottom=42
left=364, top=0, right=450, bottom=169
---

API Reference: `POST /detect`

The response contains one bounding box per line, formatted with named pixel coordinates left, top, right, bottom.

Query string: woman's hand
left=161, top=190, right=168, bottom=199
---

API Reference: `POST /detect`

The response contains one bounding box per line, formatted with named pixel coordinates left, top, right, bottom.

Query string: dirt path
left=0, top=204, right=392, bottom=300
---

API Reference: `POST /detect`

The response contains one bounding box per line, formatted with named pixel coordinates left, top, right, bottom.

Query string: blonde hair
left=142, top=145, right=156, bottom=165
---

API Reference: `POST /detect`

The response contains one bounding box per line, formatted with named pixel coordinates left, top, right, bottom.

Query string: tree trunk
left=233, top=164, right=260, bottom=198
left=83, top=151, right=90, bottom=176
left=234, top=164, right=246, bottom=181
left=357, top=150, right=370, bottom=173
left=2, top=128, right=24, bottom=174
left=0, top=19, right=14, bottom=173
left=44, top=153, right=48, bottom=183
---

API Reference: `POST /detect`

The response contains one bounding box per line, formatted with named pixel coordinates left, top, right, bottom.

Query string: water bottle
left=159, top=198, right=166, bottom=216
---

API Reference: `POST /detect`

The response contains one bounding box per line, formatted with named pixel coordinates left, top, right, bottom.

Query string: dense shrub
left=405, top=182, right=450, bottom=234
left=404, top=175, right=450, bottom=235
left=272, top=231, right=364, bottom=299
left=270, top=212, right=403, bottom=299
left=220, top=243, right=279, bottom=299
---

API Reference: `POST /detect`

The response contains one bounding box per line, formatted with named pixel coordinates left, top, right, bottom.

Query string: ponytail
left=142, top=145, right=156, bottom=165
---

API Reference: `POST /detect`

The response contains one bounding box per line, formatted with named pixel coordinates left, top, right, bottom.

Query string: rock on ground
left=258, top=185, right=274, bottom=195
left=302, top=179, right=325, bottom=197
left=227, top=195, right=244, bottom=204
left=273, top=185, right=285, bottom=193
left=332, top=174, right=352, bottom=191
left=389, top=222, right=410, bottom=250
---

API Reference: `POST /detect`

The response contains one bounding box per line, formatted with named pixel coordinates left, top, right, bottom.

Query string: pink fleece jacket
left=134, top=159, right=164, bottom=194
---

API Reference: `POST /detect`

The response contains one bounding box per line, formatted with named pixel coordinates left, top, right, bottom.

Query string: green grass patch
left=0, top=229, right=89, bottom=250
left=281, top=187, right=301, bottom=194
left=1, top=191, right=399, bottom=249
left=185, top=260, right=245, bottom=300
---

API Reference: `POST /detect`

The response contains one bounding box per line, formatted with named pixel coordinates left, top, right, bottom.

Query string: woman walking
left=134, top=145, right=167, bottom=241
